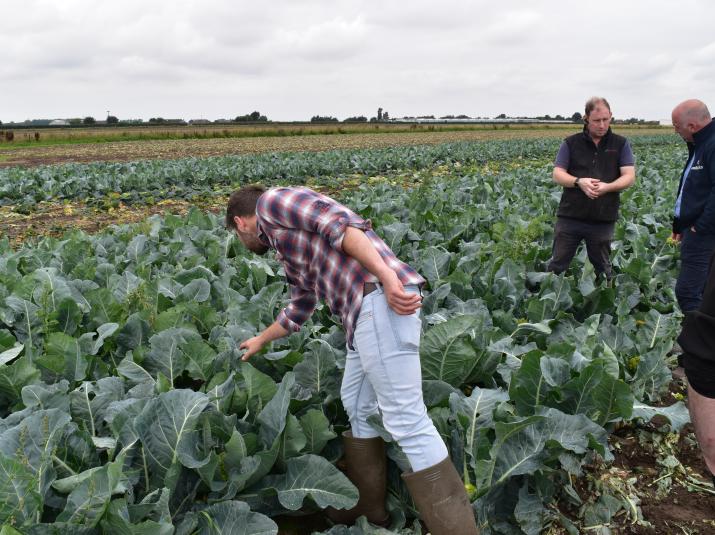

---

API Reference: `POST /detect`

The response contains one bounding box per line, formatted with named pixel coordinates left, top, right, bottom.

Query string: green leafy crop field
left=0, top=135, right=712, bottom=534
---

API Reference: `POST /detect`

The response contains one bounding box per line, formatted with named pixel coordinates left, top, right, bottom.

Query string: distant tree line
left=1, top=107, right=660, bottom=127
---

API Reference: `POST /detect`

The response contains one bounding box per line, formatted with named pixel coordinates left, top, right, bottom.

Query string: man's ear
left=233, top=215, right=246, bottom=232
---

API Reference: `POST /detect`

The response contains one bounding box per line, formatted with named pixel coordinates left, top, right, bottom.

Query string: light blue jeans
left=342, top=284, right=448, bottom=471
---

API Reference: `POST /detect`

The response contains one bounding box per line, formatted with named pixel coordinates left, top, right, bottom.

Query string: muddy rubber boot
left=402, top=456, right=479, bottom=535
left=326, top=432, right=390, bottom=527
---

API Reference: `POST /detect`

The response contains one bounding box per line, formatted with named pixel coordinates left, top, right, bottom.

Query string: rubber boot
left=326, top=432, right=390, bottom=527
left=402, top=456, right=479, bottom=535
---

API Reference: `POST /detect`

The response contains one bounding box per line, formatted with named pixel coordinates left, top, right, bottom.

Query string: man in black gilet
left=547, top=97, right=636, bottom=278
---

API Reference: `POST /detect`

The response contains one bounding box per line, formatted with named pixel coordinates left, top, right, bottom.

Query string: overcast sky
left=1, top=0, right=713, bottom=123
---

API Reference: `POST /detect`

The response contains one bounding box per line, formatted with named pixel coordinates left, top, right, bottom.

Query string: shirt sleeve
left=554, top=142, right=570, bottom=169
left=257, top=187, right=371, bottom=252
left=619, top=140, right=636, bottom=167
left=276, top=283, right=318, bottom=333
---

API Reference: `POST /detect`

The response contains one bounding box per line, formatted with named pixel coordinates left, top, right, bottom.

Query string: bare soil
left=0, top=128, right=667, bottom=168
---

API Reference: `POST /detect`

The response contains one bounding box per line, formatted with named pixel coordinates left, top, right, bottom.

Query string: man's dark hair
left=584, top=96, right=611, bottom=117
left=225, top=184, right=267, bottom=229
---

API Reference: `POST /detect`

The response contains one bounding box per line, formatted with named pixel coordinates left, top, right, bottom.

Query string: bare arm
left=240, top=321, right=290, bottom=361
left=342, top=226, right=421, bottom=315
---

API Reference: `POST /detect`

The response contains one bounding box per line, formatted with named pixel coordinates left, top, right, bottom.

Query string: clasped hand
left=577, top=178, right=610, bottom=199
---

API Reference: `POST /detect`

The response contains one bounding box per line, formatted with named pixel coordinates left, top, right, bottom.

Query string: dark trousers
left=547, top=217, right=615, bottom=278
left=676, top=228, right=715, bottom=312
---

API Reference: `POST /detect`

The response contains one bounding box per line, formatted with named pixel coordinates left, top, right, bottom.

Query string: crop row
left=0, top=135, right=679, bottom=210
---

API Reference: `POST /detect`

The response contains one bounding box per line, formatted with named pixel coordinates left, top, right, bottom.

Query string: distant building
left=189, top=119, right=211, bottom=125
left=49, top=119, right=69, bottom=126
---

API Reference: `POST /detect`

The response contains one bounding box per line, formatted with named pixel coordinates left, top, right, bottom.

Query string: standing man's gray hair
left=673, top=99, right=711, bottom=126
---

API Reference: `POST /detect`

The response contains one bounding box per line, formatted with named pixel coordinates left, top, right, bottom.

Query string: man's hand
left=668, top=232, right=682, bottom=245
left=577, top=177, right=601, bottom=199
left=381, top=271, right=421, bottom=315
left=591, top=180, right=612, bottom=197
left=240, top=334, right=266, bottom=361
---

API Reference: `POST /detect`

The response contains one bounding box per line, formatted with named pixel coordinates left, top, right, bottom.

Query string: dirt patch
left=0, top=198, right=224, bottom=247
left=611, top=422, right=715, bottom=534
left=0, top=128, right=667, bottom=168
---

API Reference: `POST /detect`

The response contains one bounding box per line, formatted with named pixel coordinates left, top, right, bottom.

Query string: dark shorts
left=684, top=353, right=715, bottom=398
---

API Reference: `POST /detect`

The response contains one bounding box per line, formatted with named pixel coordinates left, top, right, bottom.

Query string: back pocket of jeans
left=387, top=309, right=421, bottom=350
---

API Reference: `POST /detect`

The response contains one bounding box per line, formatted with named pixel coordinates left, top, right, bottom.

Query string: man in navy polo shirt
left=670, top=99, right=715, bottom=313
left=547, top=97, right=636, bottom=278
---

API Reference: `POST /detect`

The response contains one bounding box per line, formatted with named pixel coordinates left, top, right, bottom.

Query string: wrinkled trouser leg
left=547, top=217, right=583, bottom=274
left=583, top=221, right=615, bottom=279
left=341, top=285, right=447, bottom=471
left=676, top=228, right=715, bottom=312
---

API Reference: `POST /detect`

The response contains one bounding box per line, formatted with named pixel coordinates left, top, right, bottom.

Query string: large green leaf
left=508, top=351, right=554, bottom=415
left=257, top=373, right=295, bottom=448
left=262, top=454, right=358, bottom=510
left=450, top=387, right=509, bottom=461
left=420, top=315, right=479, bottom=387
left=0, top=409, right=71, bottom=497
left=135, top=389, right=210, bottom=481
left=475, top=416, right=546, bottom=491
left=299, top=409, right=336, bottom=455
left=197, top=500, right=277, bottom=535
left=145, top=328, right=198, bottom=386
left=56, top=449, right=128, bottom=526
left=558, top=363, right=634, bottom=426
left=0, top=453, right=42, bottom=526
left=70, top=377, right=124, bottom=437
left=293, top=340, right=340, bottom=399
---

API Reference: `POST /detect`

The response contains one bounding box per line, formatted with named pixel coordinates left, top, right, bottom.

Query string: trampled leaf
left=197, top=500, right=277, bottom=535
left=262, top=454, right=358, bottom=510
left=632, top=402, right=690, bottom=432
left=135, top=389, right=211, bottom=480
left=537, top=407, right=609, bottom=457
left=420, top=315, right=479, bottom=387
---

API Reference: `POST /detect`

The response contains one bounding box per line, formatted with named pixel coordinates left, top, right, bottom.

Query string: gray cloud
left=1, top=0, right=715, bottom=122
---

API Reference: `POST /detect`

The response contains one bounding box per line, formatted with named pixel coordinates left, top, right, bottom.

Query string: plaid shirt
left=255, top=187, right=424, bottom=348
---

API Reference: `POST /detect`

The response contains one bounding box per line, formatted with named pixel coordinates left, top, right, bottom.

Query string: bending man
left=226, top=185, right=478, bottom=534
